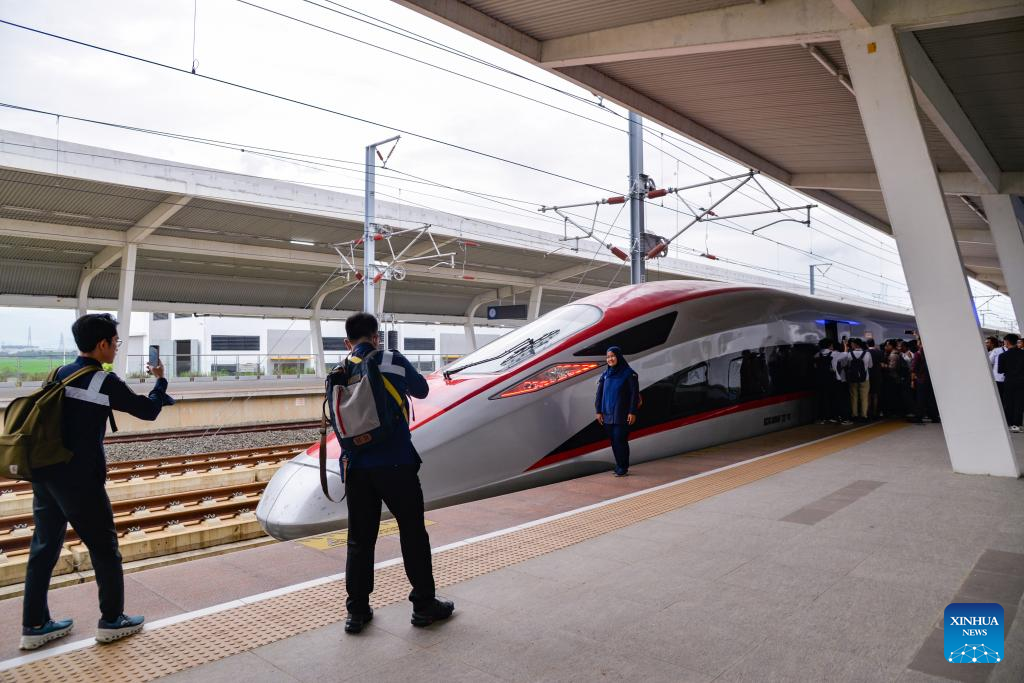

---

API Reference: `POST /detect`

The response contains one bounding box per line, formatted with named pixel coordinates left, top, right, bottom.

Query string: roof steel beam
left=791, top=172, right=1024, bottom=195
left=540, top=0, right=849, bottom=67
left=897, top=33, right=1002, bottom=194
left=0, top=294, right=512, bottom=325
left=533, top=0, right=1024, bottom=68
left=0, top=217, right=605, bottom=295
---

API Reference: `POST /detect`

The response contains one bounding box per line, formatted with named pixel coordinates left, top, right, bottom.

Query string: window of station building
left=152, top=313, right=169, bottom=321
left=323, top=337, right=346, bottom=352
left=412, top=360, right=435, bottom=372
left=210, top=335, right=260, bottom=351
left=573, top=312, right=677, bottom=357
left=175, top=313, right=194, bottom=319
left=404, top=337, right=436, bottom=351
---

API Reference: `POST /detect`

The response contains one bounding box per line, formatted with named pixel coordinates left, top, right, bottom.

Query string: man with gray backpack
left=7, top=313, right=172, bottom=649
left=326, top=312, right=453, bottom=634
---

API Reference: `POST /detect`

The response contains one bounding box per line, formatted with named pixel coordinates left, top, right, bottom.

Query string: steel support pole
left=114, top=243, right=137, bottom=377
left=363, top=135, right=400, bottom=315
left=628, top=111, right=646, bottom=285
left=363, top=145, right=376, bottom=315
left=841, top=26, right=1020, bottom=477
left=809, top=265, right=815, bottom=295
left=980, top=194, right=1024, bottom=331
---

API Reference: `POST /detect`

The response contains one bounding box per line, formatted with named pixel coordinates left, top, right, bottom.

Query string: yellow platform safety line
left=296, top=519, right=435, bottom=551
left=0, top=421, right=906, bottom=682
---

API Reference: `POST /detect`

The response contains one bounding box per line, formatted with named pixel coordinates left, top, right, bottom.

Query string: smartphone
left=148, top=345, right=161, bottom=368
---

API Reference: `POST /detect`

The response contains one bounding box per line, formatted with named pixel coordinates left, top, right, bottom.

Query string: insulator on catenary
left=461, top=275, right=476, bottom=280
left=644, top=242, right=669, bottom=259
left=372, top=273, right=384, bottom=284
left=646, top=188, right=668, bottom=199
left=606, top=196, right=626, bottom=205
left=461, top=240, right=479, bottom=247
left=702, top=253, right=719, bottom=260
left=608, top=245, right=629, bottom=261
left=355, top=272, right=364, bottom=280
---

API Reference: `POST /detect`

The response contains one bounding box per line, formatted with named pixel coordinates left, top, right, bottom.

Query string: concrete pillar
left=841, top=26, right=1020, bottom=477
left=980, top=194, right=1024, bottom=331
left=463, top=319, right=477, bottom=352
left=527, top=286, right=544, bottom=321
left=114, top=244, right=137, bottom=378
left=75, top=272, right=93, bottom=320
left=310, top=312, right=325, bottom=378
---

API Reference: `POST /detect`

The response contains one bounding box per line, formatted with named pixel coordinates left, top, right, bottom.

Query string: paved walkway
left=2, top=424, right=1022, bottom=681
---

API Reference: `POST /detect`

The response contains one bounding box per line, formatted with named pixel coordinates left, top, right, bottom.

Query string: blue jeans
left=604, top=423, right=631, bottom=474
left=23, top=459, right=123, bottom=626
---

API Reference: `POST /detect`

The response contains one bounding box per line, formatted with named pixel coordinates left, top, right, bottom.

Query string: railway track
left=0, top=443, right=308, bottom=497
left=104, top=420, right=321, bottom=444
left=0, top=443, right=311, bottom=587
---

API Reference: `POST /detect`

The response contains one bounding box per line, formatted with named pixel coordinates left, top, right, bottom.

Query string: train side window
left=574, top=312, right=677, bottom=356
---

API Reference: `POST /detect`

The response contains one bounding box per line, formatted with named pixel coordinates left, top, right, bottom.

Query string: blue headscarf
left=600, top=346, right=632, bottom=418
left=602, top=346, right=631, bottom=378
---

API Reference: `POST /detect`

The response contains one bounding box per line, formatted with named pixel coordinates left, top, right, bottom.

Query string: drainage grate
left=0, top=422, right=904, bottom=682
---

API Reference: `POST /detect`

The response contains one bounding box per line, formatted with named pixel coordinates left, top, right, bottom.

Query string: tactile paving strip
left=1, top=422, right=904, bottom=682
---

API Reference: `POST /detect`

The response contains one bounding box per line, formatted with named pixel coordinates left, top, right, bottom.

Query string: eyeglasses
left=114, top=339, right=123, bottom=348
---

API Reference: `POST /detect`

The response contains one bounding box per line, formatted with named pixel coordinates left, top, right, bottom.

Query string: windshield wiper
left=498, top=330, right=559, bottom=368
left=443, top=329, right=561, bottom=380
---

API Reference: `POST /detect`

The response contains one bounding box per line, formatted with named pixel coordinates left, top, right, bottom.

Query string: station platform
left=0, top=423, right=1021, bottom=682
left=0, top=378, right=323, bottom=433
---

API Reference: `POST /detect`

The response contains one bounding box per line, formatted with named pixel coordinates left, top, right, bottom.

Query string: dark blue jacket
left=343, top=343, right=429, bottom=469
left=595, top=370, right=640, bottom=426
left=36, top=356, right=168, bottom=478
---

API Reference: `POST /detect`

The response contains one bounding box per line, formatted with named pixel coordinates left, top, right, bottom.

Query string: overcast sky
left=0, top=0, right=1016, bottom=347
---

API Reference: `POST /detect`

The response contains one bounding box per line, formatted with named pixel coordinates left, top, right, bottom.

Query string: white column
left=981, top=194, right=1024, bottom=331
left=114, top=244, right=137, bottom=378
left=463, top=319, right=477, bottom=352
left=527, top=285, right=544, bottom=321
left=841, top=26, right=1020, bottom=477
left=310, top=312, right=325, bottom=378
left=75, top=272, right=94, bottom=319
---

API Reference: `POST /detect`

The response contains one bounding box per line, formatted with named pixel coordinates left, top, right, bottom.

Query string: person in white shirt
left=986, top=336, right=1005, bottom=383
left=831, top=340, right=852, bottom=424
left=843, top=338, right=873, bottom=421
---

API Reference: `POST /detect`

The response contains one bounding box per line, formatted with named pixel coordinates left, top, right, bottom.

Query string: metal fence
left=0, top=353, right=455, bottom=386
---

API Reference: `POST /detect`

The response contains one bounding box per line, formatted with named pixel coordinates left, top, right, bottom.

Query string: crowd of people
left=988, top=333, right=1024, bottom=433
left=813, top=333, right=939, bottom=425
left=812, top=331, right=1024, bottom=431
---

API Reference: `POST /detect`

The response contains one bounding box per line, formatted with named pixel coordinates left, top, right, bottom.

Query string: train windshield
left=446, top=304, right=602, bottom=375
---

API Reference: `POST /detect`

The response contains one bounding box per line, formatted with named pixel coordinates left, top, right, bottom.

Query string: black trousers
left=23, top=461, right=123, bottom=627
left=604, top=424, right=630, bottom=474
left=345, top=464, right=435, bottom=614
left=1004, top=381, right=1024, bottom=426
left=915, top=381, right=940, bottom=421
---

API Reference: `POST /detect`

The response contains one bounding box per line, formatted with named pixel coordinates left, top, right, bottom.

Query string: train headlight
left=492, top=362, right=601, bottom=399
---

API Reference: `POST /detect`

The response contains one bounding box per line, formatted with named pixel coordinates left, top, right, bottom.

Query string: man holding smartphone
left=20, top=314, right=174, bottom=650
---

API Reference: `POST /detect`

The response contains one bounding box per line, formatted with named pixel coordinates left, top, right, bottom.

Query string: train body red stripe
left=526, top=390, right=813, bottom=472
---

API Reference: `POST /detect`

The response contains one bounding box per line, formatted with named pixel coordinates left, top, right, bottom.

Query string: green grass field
left=0, top=357, right=64, bottom=380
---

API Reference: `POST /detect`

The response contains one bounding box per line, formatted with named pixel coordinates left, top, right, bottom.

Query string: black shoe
left=344, top=609, right=373, bottom=634
left=411, top=599, right=454, bottom=628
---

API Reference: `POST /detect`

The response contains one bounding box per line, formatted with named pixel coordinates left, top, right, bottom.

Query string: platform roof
left=396, top=0, right=1024, bottom=293
left=0, top=130, right=859, bottom=325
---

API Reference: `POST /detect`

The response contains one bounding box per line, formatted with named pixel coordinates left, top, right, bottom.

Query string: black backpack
left=813, top=352, right=834, bottom=383
left=847, top=350, right=868, bottom=383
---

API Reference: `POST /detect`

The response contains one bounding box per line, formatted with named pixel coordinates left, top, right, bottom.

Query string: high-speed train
left=257, top=280, right=915, bottom=540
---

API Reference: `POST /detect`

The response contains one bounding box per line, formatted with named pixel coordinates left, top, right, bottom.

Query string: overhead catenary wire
left=0, top=18, right=622, bottom=196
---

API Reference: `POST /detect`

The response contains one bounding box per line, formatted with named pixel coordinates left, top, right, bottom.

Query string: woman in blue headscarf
left=595, top=346, right=640, bottom=476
